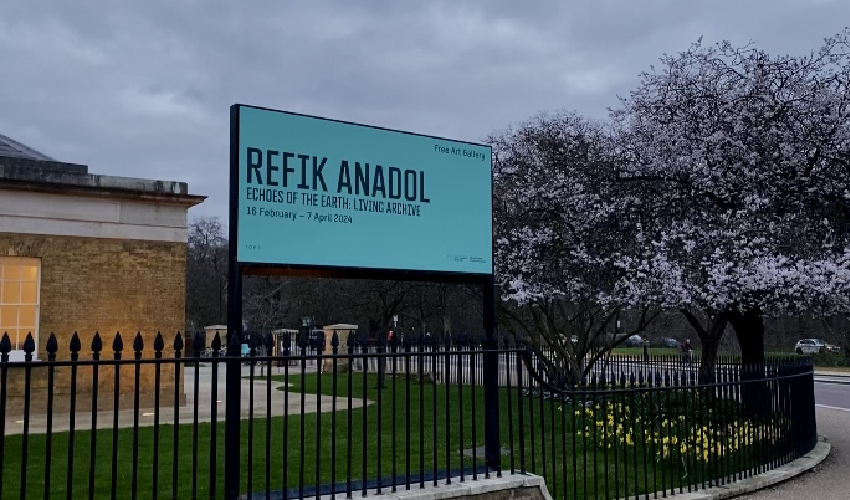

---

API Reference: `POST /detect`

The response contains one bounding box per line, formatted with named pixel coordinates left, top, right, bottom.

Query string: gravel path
left=736, top=407, right=849, bottom=499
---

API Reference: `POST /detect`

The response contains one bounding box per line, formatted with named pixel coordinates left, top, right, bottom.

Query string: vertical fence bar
left=112, top=334, right=123, bottom=500
left=419, top=338, right=426, bottom=488
left=0, top=334, right=9, bottom=500
left=43, top=335, right=57, bottom=500
left=405, top=338, right=412, bottom=488
left=376, top=338, right=383, bottom=495
left=583, top=377, right=590, bottom=500
left=432, top=337, right=438, bottom=486
left=612, top=375, right=621, bottom=500
left=506, top=345, right=515, bottom=475
left=560, top=376, right=568, bottom=500
left=69, top=335, right=81, bottom=499
left=392, top=337, right=398, bottom=492
left=152, top=334, right=164, bottom=500
left=516, top=349, right=525, bottom=474
left=266, top=336, right=273, bottom=500
left=173, top=334, right=183, bottom=500
left=247, top=339, right=255, bottom=497
left=210, top=334, right=221, bottom=499
left=299, top=337, right=307, bottom=500
left=192, top=334, right=202, bottom=500
left=601, top=383, right=608, bottom=500
left=445, top=338, right=453, bottom=485
left=20, top=334, right=35, bottom=500
left=459, top=341, right=466, bottom=482
left=687, top=370, right=696, bottom=492
left=131, top=334, right=142, bottom=500
left=649, top=373, right=658, bottom=499
left=471, top=339, right=478, bottom=481
left=316, top=337, right=323, bottom=499
left=346, top=337, right=353, bottom=499
left=618, top=372, right=626, bottom=500
left=331, top=334, right=339, bottom=498
left=589, top=374, right=596, bottom=500
left=541, top=369, right=549, bottom=494
left=362, top=341, right=369, bottom=497
left=86, top=334, right=102, bottom=500
left=284, top=340, right=291, bottom=497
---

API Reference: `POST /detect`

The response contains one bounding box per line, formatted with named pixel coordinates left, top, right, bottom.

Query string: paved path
left=3, top=364, right=369, bottom=436
left=736, top=378, right=850, bottom=500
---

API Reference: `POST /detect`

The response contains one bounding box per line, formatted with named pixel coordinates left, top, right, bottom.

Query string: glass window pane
left=20, top=283, right=37, bottom=304
left=2, top=263, right=20, bottom=281
left=0, top=305, right=16, bottom=329
left=20, top=264, right=38, bottom=283
left=1, top=282, right=20, bottom=304
left=10, top=330, right=20, bottom=351
left=18, top=306, right=36, bottom=328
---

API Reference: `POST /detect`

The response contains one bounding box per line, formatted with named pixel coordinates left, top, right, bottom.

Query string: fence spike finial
left=46, top=333, right=58, bottom=357
left=112, top=332, right=123, bottom=353
left=211, top=332, right=222, bottom=353
left=92, top=332, right=103, bottom=355
left=0, top=333, right=10, bottom=357
left=70, top=332, right=82, bottom=353
left=174, top=332, right=184, bottom=353
left=133, top=332, right=144, bottom=354
left=153, top=332, right=165, bottom=353
left=23, top=333, right=36, bottom=360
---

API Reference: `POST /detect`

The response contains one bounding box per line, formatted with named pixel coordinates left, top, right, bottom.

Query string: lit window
left=0, top=257, right=40, bottom=362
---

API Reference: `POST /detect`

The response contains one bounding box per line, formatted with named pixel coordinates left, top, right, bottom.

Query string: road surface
left=737, top=379, right=850, bottom=499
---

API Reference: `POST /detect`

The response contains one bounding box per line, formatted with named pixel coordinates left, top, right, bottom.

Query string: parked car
left=658, top=337, right=681, bottom=348
left=795, top=338, right=840, bottom=354
left=623, top=334, right=644, bottom=347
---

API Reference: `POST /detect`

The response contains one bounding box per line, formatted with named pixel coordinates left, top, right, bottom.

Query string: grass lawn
left=0, top=369, right=781, bottom=500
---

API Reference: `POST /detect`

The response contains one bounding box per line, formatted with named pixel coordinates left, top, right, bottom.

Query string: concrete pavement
left=734, top=407, right=847, bottom=500
left=732, top=376, right=850, bottom=499
left=3, top=363, right=369, bottom=436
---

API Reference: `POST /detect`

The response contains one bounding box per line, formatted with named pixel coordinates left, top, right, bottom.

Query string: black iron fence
left=0, top=331, right=817, bottom=500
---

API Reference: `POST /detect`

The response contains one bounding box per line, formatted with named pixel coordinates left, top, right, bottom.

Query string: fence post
left=483, top=275, right=501, bottom=474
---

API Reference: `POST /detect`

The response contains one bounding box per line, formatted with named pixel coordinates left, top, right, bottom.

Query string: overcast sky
left=2, top=1, right=848, bottom=225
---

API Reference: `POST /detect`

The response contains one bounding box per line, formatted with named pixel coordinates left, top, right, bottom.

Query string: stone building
left=0, top=134, right=205, bottom=414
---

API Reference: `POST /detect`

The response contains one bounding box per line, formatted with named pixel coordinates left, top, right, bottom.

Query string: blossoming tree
left=609, top=29, right=850, bottom=367
left=491, top=111, right=660, bottom=385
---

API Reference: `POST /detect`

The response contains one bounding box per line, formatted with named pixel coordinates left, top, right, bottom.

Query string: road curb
left=814, top=378, right=850, bottom=386
left=627, top=435, right=830, bottom=500
left=814, top=371, right=850, bottom=378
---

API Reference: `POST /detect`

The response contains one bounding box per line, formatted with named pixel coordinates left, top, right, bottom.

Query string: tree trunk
left=680, top=308, right=727, bottom=384
left=727, top=304, right=766, bottom=366
left=728, top=303, right=769, bottom=416
left=698, top=333, right=721, bottom=384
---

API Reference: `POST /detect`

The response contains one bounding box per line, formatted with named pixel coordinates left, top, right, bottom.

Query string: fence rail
left=0, top=331, right=817, bottom=500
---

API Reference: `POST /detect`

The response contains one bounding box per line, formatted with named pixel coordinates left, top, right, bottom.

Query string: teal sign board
left=232, top=105, right=493, bottom=275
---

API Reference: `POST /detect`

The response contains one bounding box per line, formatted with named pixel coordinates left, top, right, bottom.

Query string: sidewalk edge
left=619, top=435, right=831, bottom=500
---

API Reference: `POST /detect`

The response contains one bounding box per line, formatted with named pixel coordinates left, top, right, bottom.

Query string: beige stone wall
left=0, top=232, right=186, bottom=415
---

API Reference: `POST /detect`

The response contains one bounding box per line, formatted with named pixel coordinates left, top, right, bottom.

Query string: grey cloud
left=1, top=0, right=848, bottom=224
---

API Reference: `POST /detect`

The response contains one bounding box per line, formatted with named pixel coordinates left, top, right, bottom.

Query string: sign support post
left=483, top=274, right=501, bottom=475
left=225, top=106, right=243, bottom=500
